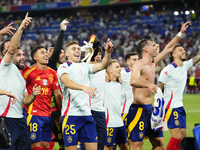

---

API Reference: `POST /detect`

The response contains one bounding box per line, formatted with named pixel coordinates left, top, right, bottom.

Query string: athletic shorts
left=165, top=106, right=186, bottom=129
left=121, top=113, right=128, bottom=129
left=127, top=104, right=163, bottom=142
left=0, top=117, right=31, bottom=150
left=105, top=126, right=127, bottom=146
left=26, top=114, right=52, bottom=143
left=62, top=115, right=97, bottom=146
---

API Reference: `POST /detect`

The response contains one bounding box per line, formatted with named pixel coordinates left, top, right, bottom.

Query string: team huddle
left=0, top=12, right=199, bottom=150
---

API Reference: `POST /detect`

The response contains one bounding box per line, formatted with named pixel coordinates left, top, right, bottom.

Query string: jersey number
left=65, top=125, right=76, bottom=135
left=29, top=123, right=38, bottom=132
left=173, top=111, right=178, bottom=119
left=139, top=121, right=144, bottom=131
left=41, top=87, right=49, bottom=95
left=107, top=128, right=114, bottom=136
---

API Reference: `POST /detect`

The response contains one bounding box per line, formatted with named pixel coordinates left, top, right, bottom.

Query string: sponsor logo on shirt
left=36, top=76, right=41, bottom=81
left=164, top=71, right=168, bottom=75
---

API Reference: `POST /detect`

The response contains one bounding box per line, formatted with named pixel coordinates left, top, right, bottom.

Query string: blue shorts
left=121, top=113, right=128, bottom=129
left=105, top=126, right=127, bottom=146
left=26, top=114, right=52, bottom=143
left=62, top=115, right=97, bottom=146
left=0, top=117, right=31, bottom=150
left=165, top=106, right=186, bottom=129
left=127, top=104, right=163, bottom=142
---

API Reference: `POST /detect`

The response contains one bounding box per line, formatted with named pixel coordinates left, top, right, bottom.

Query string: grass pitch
left=54, top=94, right=200, bottom=150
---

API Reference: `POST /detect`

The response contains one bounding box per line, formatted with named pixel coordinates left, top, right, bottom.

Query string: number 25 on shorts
left=64, top=124, right=76, bottom=135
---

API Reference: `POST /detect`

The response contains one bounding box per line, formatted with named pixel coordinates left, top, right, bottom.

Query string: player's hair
left=64, top=41, right=79, bottom=51
left=90, top=46, right=103, bottom=62
left=0, top=38, right=11, bottom=55
left=170, top=44, right=182, bottom=57
left=31, top=45, right=45, bottom=62
left=106, top=59, right=118, bottom=72
left=138, top=39, right=153, bottom=54
left=125, top=52, right=138, bottom=62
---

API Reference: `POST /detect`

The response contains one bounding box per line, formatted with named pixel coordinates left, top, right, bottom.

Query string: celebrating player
left=128, top=21, right=191, bottom=150
left=158, top=44, right=200, bottom=150
left=23, top=45, right=62, bottom=149
left=0, top=12, right=41, bottom=150
left=104, top=59, right=128, bottom=150
left=57, top=39, right=113, bottom=150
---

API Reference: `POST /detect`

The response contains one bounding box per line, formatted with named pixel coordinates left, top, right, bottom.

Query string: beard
left=15, top=62, right=25, bottom=70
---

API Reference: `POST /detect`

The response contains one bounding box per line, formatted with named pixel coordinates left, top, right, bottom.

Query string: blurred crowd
left=0, top=0, right=70, bottom=6
left=1, top=5, right=200, bottom=92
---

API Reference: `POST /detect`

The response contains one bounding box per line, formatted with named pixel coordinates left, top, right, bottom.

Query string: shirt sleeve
left=57, top=63, right=69, bottom=81
left=183, top=59, right=193, bottom=70
left=52, top=70, right=60, bottom=91
left=158, top=66, right=170, bottom=84
left=87, top=63, right=93, bottom=74
left=0, top=58, right=12, bottom=75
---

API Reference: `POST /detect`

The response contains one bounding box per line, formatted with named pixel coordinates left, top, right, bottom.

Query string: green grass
left=142, top=94, right=200, bottom=150
left=53, top=94, right=200, bottom=150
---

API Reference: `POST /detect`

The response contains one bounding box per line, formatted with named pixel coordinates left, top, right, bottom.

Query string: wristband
left=177, top=32, right=183, bottom=38
left=31, top=92, right=36, bottom=98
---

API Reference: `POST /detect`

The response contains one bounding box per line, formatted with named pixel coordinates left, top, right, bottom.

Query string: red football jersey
left=20, top=64, right=30, bottom=76
left=23, top=65, right=60, bottom=117
left=0, top=58, right=2, bottom=63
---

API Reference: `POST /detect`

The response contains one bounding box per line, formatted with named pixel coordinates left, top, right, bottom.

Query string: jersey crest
left=43, top=79, right=47, bottom=86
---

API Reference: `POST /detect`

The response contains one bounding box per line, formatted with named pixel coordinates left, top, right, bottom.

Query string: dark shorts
left=127, top=104, right=163, bottom=142
left=0, top=117, right=31, bottom=150
left=165, top=106, right=186, bottom=129
left=27, top=114, right=52, bottom=143
left=91, top=110, right=106, bottom=150
left=105, top=126, right=128, bottom=146
left=62, top=115, right=97, bottom=146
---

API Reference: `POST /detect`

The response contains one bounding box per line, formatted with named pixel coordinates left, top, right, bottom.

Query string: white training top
left=105, top=81, right=124, bottom=128
left=89, top=69, right=105, bottom=112
left=121, top=68, right=133, bottom=114
left=158, top=59, right=193, bottom=108
left=0, top=59, right=27, bottom=118
left=57, top=62, right=93, bottom=116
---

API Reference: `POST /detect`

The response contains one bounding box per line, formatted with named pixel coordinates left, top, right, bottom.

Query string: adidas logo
left=36, top=77, right=41, bottom=81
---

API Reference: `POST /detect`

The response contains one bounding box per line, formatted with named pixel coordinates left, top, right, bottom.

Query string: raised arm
left=192, top=50, right=200, bottom=66
left=130, top=61, right=157, bottom=93
left=154, top=22, right=191, bottom=64
left=49, top=19, right=68, bottom=68
left=0, top=22, right=16, bottom=42
left=60, top=73, right=97, bottom=97
left=4, top=12, right=32, bottom=64
left=92, top=40, right=113, bottom=73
